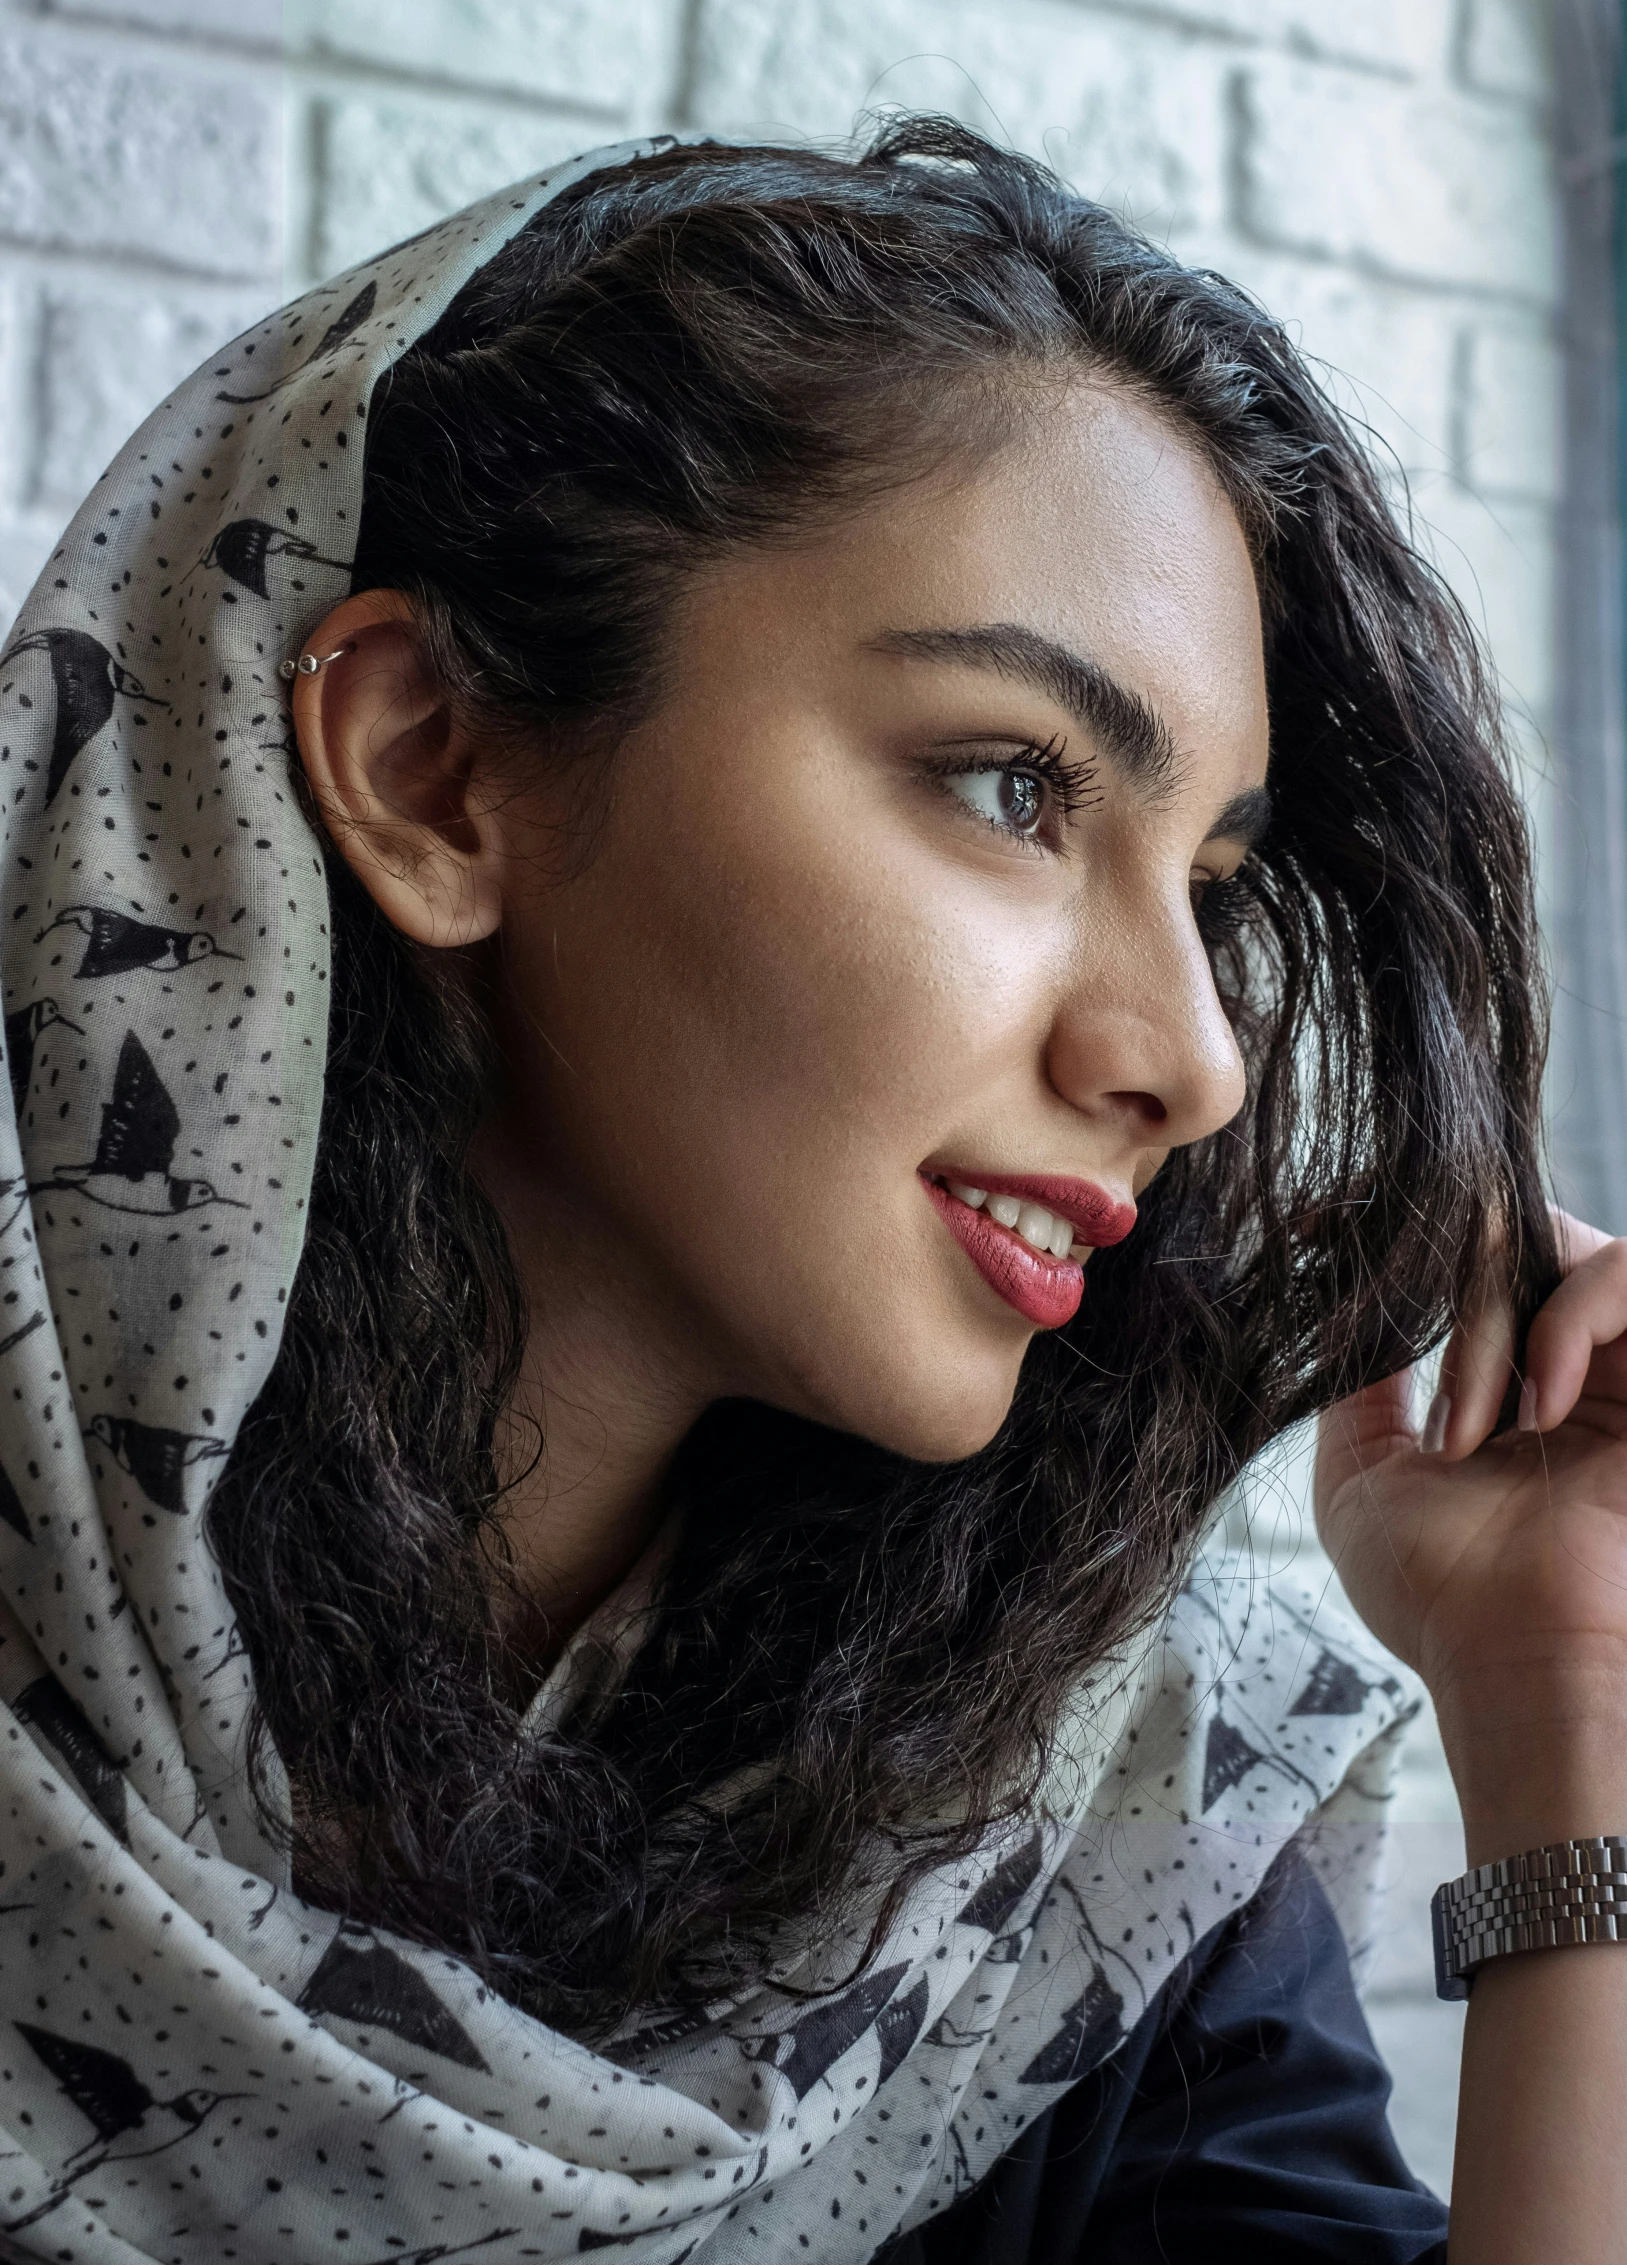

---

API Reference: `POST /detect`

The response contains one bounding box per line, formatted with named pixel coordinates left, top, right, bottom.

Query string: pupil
left=1001, top=772, right=1042, bottom=832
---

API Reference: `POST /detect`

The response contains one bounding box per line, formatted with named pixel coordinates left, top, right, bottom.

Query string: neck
left=471, top=1107, right=723, bottom=1675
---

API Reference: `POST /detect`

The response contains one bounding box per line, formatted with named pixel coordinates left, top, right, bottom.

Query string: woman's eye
left=945, top=767, right=1046, bottom=839
left=1192, top=871, right=1247, bottom=947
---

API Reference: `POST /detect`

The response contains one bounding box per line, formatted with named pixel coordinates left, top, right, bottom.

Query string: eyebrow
left=1206, top=785, right=1273, bottom=851
left=868, top=621, right=1180, bottom=790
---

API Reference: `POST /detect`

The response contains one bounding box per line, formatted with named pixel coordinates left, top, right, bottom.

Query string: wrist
left=1433, top=1661, right=1627, bottom=1868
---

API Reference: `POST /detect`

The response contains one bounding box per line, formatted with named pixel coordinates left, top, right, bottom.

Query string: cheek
left=519, top=777, right=1049, bottom=1222
left=493, top=755, right=1085, bottom=1456
left=661, top=846, right=1017, bottom=1171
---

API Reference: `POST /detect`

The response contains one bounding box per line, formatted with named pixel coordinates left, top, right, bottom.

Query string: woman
left=0, top=120, right=1623, bottom=2263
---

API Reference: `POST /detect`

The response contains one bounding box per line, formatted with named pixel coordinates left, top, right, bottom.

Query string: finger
left=1523, top=1238, right=1627, bottom=1430
left=1429, top=1210, right=1613, bottom=1455
left=1551, top=1206, right=1615, bottom=1273
left=1315, top=1368, right=1417, bottom=1508
left=1434, top=1267, right=1516, bottom=1459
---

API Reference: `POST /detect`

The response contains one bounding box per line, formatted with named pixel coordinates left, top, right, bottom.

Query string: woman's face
left=472, top=379, right=1270, bottom=1463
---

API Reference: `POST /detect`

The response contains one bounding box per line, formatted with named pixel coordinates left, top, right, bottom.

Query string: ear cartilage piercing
left=277, top=647, right=348, bottom=682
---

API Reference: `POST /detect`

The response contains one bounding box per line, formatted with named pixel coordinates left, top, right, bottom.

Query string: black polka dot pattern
left=0, top=144, right=1419, bottom=2264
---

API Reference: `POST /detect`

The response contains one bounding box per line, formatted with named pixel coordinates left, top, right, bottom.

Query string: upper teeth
left=947, top=1182, right=1082, bottom=1261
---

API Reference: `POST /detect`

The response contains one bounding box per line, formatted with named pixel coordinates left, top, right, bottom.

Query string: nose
left=1044, top=906, right=1247, bottom=1155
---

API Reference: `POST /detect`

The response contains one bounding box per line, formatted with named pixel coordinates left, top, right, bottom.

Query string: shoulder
left=895, top=1844, right=1449, bottom=2265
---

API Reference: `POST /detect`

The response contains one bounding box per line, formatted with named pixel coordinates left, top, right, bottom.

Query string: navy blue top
left=880, top=1842, right=1451, bottom=2263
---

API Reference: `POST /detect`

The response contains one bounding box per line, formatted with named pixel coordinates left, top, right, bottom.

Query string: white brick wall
left=1235, top=60, right=1551, bottom=294
left=0, top=0, right=1558, bottom=2205
left=0, top=24, right=280, bottom=275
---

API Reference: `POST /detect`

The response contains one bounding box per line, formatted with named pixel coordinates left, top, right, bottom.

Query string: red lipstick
left=961, top=1173, right=1137, bottom=1248
left=921, top=1173, right=1135, bottom=1331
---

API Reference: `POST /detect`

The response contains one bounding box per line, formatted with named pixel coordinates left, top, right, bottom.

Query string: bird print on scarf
left=4, top=998, right=81, bottom=1118
left=297, top=1926, right=491, bottom=2073
left=198, top=518, right=354, bottom=601
left=31, top=1029, right=245, bottom=1216
left=33, top=905, right=240, bottom=981
left=0, top=629, right=169, bottom=806
left=11, top=1675, right=128, bottom=1844
left=4, top=2024, right=246, bottom=2241
left=82, top=1413, right=228, bottom=1515
left=0, top=1458, right=29, bottom=1544
left=741, top=1963, right=916, bottom=2098
left=213, top=279, right=378, bottom=403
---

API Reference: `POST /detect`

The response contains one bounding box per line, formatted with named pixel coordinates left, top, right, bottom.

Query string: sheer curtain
left=1551, top=0, right=1627, bottom=1232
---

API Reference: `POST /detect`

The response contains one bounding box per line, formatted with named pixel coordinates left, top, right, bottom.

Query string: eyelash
left=929, top=736, right=1101, bottom=846
left=1191, top=870, right=1250, bottom=947
left=929, top=744, right=1258, bottom=939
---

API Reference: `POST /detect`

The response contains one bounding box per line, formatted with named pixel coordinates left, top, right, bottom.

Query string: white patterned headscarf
left=0, top=143, right=1417, bottom=2265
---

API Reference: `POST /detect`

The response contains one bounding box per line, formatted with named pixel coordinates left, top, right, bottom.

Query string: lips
left=960, top=1173, right=1137, bottom=1249
left=922, top=1171, right=1135, bottom=1331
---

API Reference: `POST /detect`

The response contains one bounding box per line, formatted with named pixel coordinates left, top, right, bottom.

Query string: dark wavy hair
left=206, top=121, right=1555, bottom=2036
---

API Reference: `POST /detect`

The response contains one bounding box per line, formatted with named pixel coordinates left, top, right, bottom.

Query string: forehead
left=685, top=378, right=1270, bottom=800
left=994, top=379, right=1263, bottom=692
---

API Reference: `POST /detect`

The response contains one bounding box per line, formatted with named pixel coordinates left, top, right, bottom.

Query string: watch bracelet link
left=1432, top=1835, right=1627, bottom=2000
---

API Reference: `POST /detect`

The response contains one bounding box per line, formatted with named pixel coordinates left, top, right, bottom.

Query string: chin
left=728, top=1249, right=1035, bottom=1467
left=803, top=1344, right=1025, bottom=1466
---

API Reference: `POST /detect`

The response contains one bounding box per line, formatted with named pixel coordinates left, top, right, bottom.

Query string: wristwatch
left=1432, top=1836, right=1627, bottom=1999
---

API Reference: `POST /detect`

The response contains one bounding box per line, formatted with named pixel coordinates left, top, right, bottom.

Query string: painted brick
left=1210, top=251, right=1459, bottom=476
left=1458, top=323, right=1558, bottom=497
left=0, top=29, right=280, bottom=279
left=1458, top=0, right=1550, bottom=101
left=1236, top=58, right=1554, bottom=299
left=32, top=287, right=275, bottom=518
left=310, top=96, right=600, bottom=281
left=0, top=517, right=63, bottom=639
left=1110, top=0, right=1450, bottom=78
left=290, top=0, right=675, bottom=115
left=40, top=0, right=1450, bottom=81
left=1412, top=480, right=1554, bottom=719
left=0, top=275, right=27, bottom=519
left=41, top=0, right=281, bottom=40
left=688, top=0, right=1229, bottom=241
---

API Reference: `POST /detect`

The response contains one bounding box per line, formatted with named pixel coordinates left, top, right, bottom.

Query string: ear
left=289, top=588, right=505, bottom=949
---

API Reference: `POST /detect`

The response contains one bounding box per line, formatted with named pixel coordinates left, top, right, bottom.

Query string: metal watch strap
left=1432, top=1836, right=1627, bottom=2000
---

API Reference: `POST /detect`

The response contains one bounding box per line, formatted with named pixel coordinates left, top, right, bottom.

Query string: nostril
left=1107, top=1089, right=1168, bottom=1128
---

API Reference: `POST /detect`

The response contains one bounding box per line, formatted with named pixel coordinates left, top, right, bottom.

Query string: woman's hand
left=1316, top=1213, right=1627, bottom=1855
left=1320, top=1221, right=1627, bottom=2262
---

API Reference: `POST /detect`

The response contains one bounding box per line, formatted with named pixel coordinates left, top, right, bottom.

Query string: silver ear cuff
left=277, top=647, right=348, bottom=682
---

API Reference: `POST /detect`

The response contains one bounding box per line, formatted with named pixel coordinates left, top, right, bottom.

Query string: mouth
left=920, top=1170, right=1136, bottom=1331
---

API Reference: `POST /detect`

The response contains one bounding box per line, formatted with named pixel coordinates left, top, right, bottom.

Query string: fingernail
left=1422, top=1390, right=1451, bottom=1455
left=1518, top=1376, right=1539, bottom=1432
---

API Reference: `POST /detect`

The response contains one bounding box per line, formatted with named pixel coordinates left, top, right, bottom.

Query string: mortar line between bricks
left=7, top=2, right=285, bottom=66
left=0, top=234, right=282, bottom=291
left=667, top=0, right=706, bottom=132
left=4, top=279, right=45, bottom=525
left=1446, top=0, right=1552, bottom=113
left=1215, top=239, right=1558, bottom=315
left=11, top=7, right=638, bottom=124
left=30, top=0, right=1542, bottom=121
left=1054, top=0, right=1419, bottom=83
left=285, top=53, right=632, bottom=124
